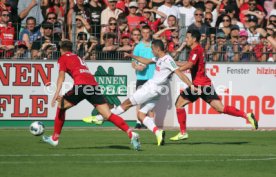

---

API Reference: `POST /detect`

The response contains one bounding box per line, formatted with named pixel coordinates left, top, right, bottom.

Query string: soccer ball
left=29, top=121, right=45, bottom=136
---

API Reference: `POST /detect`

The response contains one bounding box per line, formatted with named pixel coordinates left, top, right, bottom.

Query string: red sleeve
left=188, top=49, right=198, bottom=65
left=58, top=56, right=67, bottom=72
left=256, top=5, right=264, bottom=12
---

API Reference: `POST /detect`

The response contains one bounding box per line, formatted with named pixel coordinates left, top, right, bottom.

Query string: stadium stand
left=0, top=0, right=275, bottom=61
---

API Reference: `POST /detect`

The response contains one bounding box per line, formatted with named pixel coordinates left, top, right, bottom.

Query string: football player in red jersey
left=170, top=30, right=258, bottom=141
left=42, top=40, right=141, bottom=150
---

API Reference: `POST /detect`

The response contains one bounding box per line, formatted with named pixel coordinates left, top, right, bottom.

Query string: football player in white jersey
left=83, top=39, right=198, bottom=146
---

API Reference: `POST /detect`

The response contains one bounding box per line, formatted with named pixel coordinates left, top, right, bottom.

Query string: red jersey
left=0, top=26, right=15, bottom=45
left=239, top=3, right=264, bottom=23
left=58, top=52, right=98, bottom=86
left=127, top=15, right=144, bottom=31
left=188, top=44, right=211, bottom=86
left=146, top=18, right=162, bottom=32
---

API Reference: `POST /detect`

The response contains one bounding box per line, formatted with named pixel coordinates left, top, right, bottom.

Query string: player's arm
left=124, top=52, right=155, bottom=65
left=51, top=71, right=65, bottom=107
left=174, top=68, right=201, bottom=94
left=175, top=60, right=188, bottom=67
left=178, top=61, right=193, bottom=71
left=174, top=69, right=193, bottom=87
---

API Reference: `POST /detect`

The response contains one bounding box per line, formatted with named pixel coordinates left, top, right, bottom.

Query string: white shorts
left=129, top=81, right=160, bottom=114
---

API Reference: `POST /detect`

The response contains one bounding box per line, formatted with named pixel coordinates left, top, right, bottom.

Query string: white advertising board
left=0, top=61, right=275, bottom=128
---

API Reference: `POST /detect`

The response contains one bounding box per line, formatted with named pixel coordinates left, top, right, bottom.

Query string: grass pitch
left=0, top=128, right=275, bottom=177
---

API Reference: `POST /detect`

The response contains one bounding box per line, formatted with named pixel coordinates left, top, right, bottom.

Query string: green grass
left=0, top=128, right=275, bottom=177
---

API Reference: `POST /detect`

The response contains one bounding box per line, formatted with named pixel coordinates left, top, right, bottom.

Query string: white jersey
left=149, top=54, right=178, bottom=86
left=129, top=54, right=178, bottom=110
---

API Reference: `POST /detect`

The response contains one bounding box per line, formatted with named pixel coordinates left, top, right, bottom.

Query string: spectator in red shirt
left=0, top=9, right=15, bottom=58
left=167, top=28, right=179, bottom=53
left=153, top=15, right=178, bottom=41
left=253, top=34, right=274, bottom=62
left=142, top=8, right=167, bottom=32
left=239, top=0, right=265, bottom=24
left=127, top=1, right=144, bottom=31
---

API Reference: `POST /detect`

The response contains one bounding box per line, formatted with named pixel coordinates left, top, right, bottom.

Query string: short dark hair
left=187, top=29, right=201, bottom=42
left=26, top=17, right=36, bottom=24
left=152, top=39, right=165, bottom=51
left=42, top=22, right=54, bottom=29
left=141, top=25, right=151, bottom=31
left=103, top=32, right=116, bottom=40
left=168, top=15, right=176, bottom=20
left=60, top=40, right=72, bottom=52
left=77, top=32, right=88, bottom=40
left=46, top=12, right=57, bottom=19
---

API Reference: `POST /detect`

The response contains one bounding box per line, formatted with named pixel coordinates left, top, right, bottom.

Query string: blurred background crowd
left=0, top=0, right=275, bottom=61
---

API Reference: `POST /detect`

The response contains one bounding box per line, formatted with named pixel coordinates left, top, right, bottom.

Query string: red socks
left=223, top=106, right=247, bottom=119
left=176, top=108, right=187, bottom=134
left=108, top=114, right=132, bottom=138
left=52, top=108, right=66, bottom=141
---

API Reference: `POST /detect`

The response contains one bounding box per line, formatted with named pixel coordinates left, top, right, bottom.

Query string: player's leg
left=134, top=80, right=150, bottom=129
left=138, top=100, right=165, bottom=146
left=82, top=97, right=134, bottom=124
left=83, top=82, right=157, bottom=124
left=209, top=99, right=258, bottom=129
left=43, top=86, right=83, bottom=146
left=175, top=95, right=191, bottom=134
left=111, top=98, right=133, bottom=114
left=170, top=95, right=191, bottom=141
left=51, top=98, right=74, bottom=140
left=96, top=103, right=141, bottom=150
left=205, top=85, right=258, bottom=129
left=135, top=106, right=155, bottom=129
left=170, top=87, right=197, bottom=141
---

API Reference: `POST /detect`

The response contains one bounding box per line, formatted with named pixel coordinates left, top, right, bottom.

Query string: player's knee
left=58, top=98, right=72, bottom=110
left=122, top=99, right=133, bottom=108
left=175, top=101, right=183, bottom=109
left=137, top=111, right=146, bottom=122
left=102, top=112, right=111, bottom=120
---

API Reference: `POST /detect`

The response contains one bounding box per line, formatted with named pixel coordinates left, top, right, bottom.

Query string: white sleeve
left=164, top=57, right=178, bottom=72
left=175, top=6, right=180, bottom=19
left=17, top=0, right=27, bottom=15
left=151, top=57, right=158, bottom=63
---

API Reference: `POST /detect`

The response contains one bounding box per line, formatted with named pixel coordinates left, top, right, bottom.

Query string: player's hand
left=135, top=64, right=146, bottom=71
left=30, top=0, right=38, bottom=8
left=51, top=94, right=61, bottom=107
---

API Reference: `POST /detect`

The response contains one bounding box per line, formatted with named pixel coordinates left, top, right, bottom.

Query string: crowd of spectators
left=0, top=0, right=275, bottom=61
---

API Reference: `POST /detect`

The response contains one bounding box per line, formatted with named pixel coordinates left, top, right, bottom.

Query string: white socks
left=95, top=115, right=104, bottom=121
left=142, top=116, right=159, bottom=135
left=94, top=106, right=125, bottom=121
left=111, top=105, right=125, bottom=115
